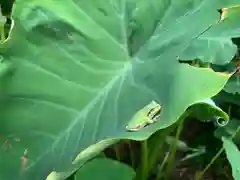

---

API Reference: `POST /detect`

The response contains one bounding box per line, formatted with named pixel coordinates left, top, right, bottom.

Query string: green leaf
left=215, top=118, right=240, bottom=143
left=165, top=136, right=193, bottom=152
left=214, top=90, right=240, bottom=106
left=74, top=158, right=135, bottom=180
left=189, top=98, right=229, bottom=126
left=180, top=5, right=240, bottom=65
left=0, top=0, right=239, bottom=179
left=222, top=137, right=240, bottom=180
left=180, top=146, right=206, bottom=162
left=46, top=158, right=135, bottom=180
left=224, top=75, right=240, bottom=95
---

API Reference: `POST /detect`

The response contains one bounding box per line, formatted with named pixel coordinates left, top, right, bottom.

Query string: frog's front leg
left=149, top=114, right=161, bottom=123
left=146, top=118, right=155, bottom=124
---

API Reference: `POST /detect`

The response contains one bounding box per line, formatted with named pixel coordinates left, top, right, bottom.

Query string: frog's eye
left=147, top=106, right=161, bottom=118
left=147, top=108, right=154, bottom=116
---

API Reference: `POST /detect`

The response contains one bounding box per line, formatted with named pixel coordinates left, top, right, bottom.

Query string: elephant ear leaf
left=0, top=0, right=239, bottom=179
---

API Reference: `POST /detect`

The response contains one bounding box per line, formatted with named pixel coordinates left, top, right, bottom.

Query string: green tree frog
left=126, top=100, right=162, bottom=132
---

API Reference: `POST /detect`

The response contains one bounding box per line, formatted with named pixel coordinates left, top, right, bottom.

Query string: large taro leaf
left=0, top=0, right=239, bottom=179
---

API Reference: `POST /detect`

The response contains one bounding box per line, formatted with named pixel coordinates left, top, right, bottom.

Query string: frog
left=126, top=100, right=162, bottom=132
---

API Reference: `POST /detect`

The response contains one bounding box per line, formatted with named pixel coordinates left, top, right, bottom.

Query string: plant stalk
left=148, top=128, right=173, bottom=170
left=156, top=151, right=170, bottom=180
left=0, top=26, right=5, bottom=43
left=140, top=140, right=149, bottom=180
left=164, top=110, right=190, bottom=180
left=114, top=144, right=121, bottom=161
left=128, top=141, right=135, bottom=169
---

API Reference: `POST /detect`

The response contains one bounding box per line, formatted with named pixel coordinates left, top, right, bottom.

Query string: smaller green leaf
left=222, top=137, right=240, bottom=180
left=214, top=91, right=240, bottom=106
left=224, top=75, right=240, bottom=95
left=214, top=119, right=240, bottom=143
left=74, top=158, right=135, bottom=180
left=180, top=146, right=206, bottom=162
left=0, top=6, right=14, bottom=44
left=165, top=136, right=191, bottom=152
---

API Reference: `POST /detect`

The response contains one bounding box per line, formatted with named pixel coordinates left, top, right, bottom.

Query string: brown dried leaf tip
left=20, top=149, right=28, bottom=171
left=218, top=5, right=240, bottom=23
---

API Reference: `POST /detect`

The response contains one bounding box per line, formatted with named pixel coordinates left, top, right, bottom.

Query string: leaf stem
left=0, top=24, right=6, bottom=43
left=128, top=141, right=135, bottom=169
left=148, top=128, right=173, bottom=170
left=156, top=152, right=170, bottom=180
left=114, top=144, right=121, bottom=161
left=140, top=140, right=149, bottom=180
left=163, top=111, right=189, bottom=180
